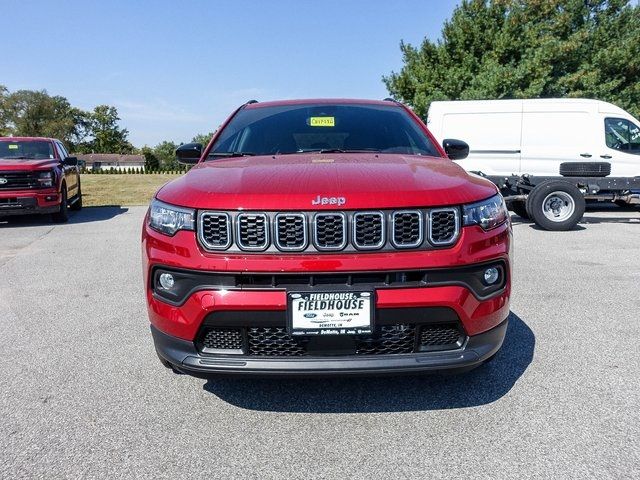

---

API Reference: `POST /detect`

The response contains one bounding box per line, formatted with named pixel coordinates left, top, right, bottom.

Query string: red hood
left=0, top=158, right=58, bottom=171
left=156, top=153, right=498, bottom=210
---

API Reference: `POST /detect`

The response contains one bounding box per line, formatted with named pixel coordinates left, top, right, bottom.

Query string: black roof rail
left=246, top=99, right=258, bottom=104
left=383, top=97, right=399, bottom=103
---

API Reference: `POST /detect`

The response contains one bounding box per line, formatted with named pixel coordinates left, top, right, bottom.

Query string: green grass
left=80, top=174, right=182, bottom=207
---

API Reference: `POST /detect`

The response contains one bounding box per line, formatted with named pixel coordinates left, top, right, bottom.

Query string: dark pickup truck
left=0, top=137, right=82, bottom=222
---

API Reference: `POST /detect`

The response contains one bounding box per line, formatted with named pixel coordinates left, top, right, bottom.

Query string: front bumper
left=152, top=318, right=508, bottom=376
left=0, top=189, right=60, bottom=216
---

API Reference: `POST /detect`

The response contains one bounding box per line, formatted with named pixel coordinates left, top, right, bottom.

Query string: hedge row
left=80, top=167, right=188, bottom=175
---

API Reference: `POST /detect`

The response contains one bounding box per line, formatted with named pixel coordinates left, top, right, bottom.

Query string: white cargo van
left=427, top=98, right=640, bottom=177
left=427, top=98, right=640, bottom=231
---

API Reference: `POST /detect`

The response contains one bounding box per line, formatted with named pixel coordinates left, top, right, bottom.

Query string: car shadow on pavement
left=202, top=311, right=534, bottom=413
left=0, top=206, right=128, bottom=228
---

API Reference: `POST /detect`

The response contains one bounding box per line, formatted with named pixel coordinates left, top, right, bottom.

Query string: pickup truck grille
left=0, top=171, right=41, bottom=190
left=198, top=208, right=459, bottom=253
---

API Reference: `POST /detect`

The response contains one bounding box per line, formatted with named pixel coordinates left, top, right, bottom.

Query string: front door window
left=605, top=117, right=640, bottom=154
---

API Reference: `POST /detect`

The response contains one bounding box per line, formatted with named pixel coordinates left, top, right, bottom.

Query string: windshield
left=207, top=103, right=440, bottom=159
left=0, top=140, right=55, bottom=160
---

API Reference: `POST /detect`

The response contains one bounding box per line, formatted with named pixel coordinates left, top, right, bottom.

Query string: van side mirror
left=63, top=156, right=79, bottom=166
left=442, top=139, right=469, bottom=160
left=176, top=143, right=202, bottom=164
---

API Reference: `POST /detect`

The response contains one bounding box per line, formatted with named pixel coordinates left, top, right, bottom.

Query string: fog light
left=483, top=267, right=500, bottom=285
left=159, top=273, right=175, bottom=290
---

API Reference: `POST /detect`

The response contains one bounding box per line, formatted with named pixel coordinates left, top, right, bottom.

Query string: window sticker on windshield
left=8, top=144, right=18, bottom=149
left=309, top=116, right=335, bottom=127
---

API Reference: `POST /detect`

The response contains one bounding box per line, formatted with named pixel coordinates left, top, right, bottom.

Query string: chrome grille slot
left=275, top=213, right=307, bottom=251
left=428, top=208, right=459, bottom=246
left=392, top=210, right=422, bottom=248
left=313, top=213, right=347, bottom=250
left=353, top=212, right=384, bottom=249
left=199, top=212, right=231, bottom=250
left=237, top=213, right=268, bottom=250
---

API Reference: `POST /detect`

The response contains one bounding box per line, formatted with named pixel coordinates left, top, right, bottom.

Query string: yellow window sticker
left=309, top=116, right=335, bottom=127
left=8, top=144, right=19, bottom=149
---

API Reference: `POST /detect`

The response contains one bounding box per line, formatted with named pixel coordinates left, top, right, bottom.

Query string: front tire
left=52, top=186, right=69, bottom=223
left=527, top=180, right=585, bottom=231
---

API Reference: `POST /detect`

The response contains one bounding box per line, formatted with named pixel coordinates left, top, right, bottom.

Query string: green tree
left=141, top=146, right=160, bottom=170
left=384, top=0, right=640, bottom=118
left=192, top=132, right=215, bottom=146
left=0, top=88, right=90, bottom=147
left=152, top=140, right=179, bottom=169
left=86, top=105, right=134, bottom=154
left=0, top=85, right=9, bottom=136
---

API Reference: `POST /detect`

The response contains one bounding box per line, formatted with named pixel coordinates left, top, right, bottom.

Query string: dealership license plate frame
left=287, top=290, right=374, bottom=336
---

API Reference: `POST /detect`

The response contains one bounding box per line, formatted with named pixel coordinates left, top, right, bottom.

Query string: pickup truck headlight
left=37, top=170, right=54, bottom=188
left=462, top=193, right=508, bottom=230
left=149, top=199, right=195, bottom=236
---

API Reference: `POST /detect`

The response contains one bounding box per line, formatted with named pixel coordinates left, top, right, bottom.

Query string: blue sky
left=4, top=0, right=458, bottom=147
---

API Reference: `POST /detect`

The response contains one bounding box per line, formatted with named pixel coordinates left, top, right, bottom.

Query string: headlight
left=37, top=170, right=54, bottom=188
left=148, top=199, right=195, bottom=236
left=463, top=193, right=509, bottom=230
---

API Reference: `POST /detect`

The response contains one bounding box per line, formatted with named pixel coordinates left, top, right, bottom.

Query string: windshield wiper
left=293, top=148, right=381, bottom=154
left=208, top=151, right=256, bottom=158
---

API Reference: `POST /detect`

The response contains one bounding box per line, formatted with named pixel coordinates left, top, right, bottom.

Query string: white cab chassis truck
left=428, top=98, right=640, bottom=230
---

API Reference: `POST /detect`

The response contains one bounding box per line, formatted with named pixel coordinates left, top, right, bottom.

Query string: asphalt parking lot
left=1, top=205, right=639, bottom=479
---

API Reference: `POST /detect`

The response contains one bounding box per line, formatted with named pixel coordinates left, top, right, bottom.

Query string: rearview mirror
left=63, top=156, right=79, bottom=166
left=442, top=139, right=469, bottom=160
left=176, top=143, right=202, bottom=164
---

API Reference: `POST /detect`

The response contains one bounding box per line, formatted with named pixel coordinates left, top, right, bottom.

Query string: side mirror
left=442, top=139, right=469, bottom=160
left=176, top=143, right=202, bottom=164
left=63, top=156, right=79, bottom=166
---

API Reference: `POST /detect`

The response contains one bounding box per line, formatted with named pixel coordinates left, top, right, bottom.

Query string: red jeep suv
left=143, top=99, right=511, bottom=376
left=0, top=137, right=82, bottom=222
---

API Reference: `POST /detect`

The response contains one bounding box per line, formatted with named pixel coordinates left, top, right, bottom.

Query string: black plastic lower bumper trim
left=151, top=318, right=508, bottom=377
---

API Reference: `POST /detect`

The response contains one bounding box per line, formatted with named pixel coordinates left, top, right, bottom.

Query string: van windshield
left=0, top=141, right=55, bottom=160
left=207, top=104, right=440, bottom=159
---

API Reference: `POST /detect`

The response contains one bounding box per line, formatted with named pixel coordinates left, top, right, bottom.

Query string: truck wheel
left=527, top=180, right=585, bottom=231
left=509, top=201, right=530, bottom=220
left=52, top=187, right=69, bottom=223
left=70, top=182, right=83, bottom=211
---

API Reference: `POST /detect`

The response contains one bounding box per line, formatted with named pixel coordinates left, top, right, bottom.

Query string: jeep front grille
left=353, top=212, right=384, bottom=249
left=314, top=213, right=347, bottom=250
left=198, top=208, right=459, bottom=253
left=237, top=213, right=268, bottom=250
left=391, top=211, right=423, bottom=248
left=429, top=208, right=459, bottom=245
left=275, top=213, right=307, bottom=251
left=199, top=212, right=231, bottom=249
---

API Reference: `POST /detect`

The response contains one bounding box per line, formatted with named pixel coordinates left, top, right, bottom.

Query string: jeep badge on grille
left=312, top=195, right=346, bottom=206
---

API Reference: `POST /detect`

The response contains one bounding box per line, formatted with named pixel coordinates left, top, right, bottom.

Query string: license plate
left=287, top=291, right=373, bottom=336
